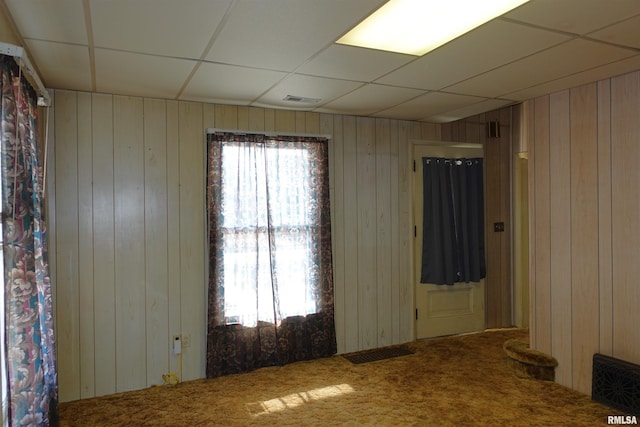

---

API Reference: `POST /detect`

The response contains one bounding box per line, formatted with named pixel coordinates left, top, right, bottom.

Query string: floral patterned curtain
left=206, top=132, right=336, bottom=378
left=0, top=55, right=58, bottom=426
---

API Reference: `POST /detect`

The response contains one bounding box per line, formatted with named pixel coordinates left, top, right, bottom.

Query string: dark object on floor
left=592, top=353, right=640, bottom=415
left=343, top=345, right=414, bottom=364
left=503, top=339, right=557, bottom=381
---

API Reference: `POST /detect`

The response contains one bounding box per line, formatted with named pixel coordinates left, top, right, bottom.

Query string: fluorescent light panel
left=337, top=0, right=530, bottom=56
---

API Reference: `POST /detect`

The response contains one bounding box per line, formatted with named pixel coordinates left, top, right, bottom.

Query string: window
left=219, top=143, right=318, bottom=325
left=206, top=132, right=336, bottom=377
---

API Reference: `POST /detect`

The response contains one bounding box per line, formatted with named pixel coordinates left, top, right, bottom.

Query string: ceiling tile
left=422, top=99, right=516, bottom=123
left=315, top=84, right=424, bottom=116
left=374, top=92, right=486, bottom=121
left=94, top=49, right=195, bottom=98
left=445, top=39, right=637, bottom=98
left=504, top=0, right=640, bottom=35
left=25, top=39, right=92, bottom=91
left=254, top=74, right=363, bottom=110
left=181, top=62, right=287, bottom=105
left=377, top=19, right=571, bottom=90
left=91, top=0, right=232, bottom=59
left=504, top=54, right=640, bottom=100
left=297, top=44, right=414, bottom=82
left=588, top=15, right=640, bottom=49
left=205, top=0, right=386, bottom=71
left=6, top=0, right=87, bottom=44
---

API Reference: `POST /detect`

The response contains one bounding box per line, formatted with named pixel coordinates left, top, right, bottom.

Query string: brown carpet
left=59, top=329, right=616, bottom=426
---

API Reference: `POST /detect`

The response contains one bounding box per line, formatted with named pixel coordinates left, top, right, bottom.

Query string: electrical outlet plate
left=173, top=335, right=181, bottom=355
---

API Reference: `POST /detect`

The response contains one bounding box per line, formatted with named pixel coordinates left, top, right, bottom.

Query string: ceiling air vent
left=283, top=95, right=321, bottom=104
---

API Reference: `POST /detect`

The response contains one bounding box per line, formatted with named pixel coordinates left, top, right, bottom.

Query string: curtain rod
left=207, top=128, right=332, bottom=140
left=0, top=42, right=51, bottom=107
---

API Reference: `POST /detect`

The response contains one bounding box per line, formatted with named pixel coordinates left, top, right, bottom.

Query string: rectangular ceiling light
left=337, top=0, right=530, bottom=56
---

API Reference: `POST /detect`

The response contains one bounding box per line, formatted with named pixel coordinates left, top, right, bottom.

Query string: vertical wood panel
left=513, top=153, right=529, bottom=329
left=484, top=117, right=501, bottom=328
left=203, top=104, right=216, bottom=129
left=113, top=96, right=146, bottom=392
left=532, top=96, right=552, bottom=354
left=465, top=117, right=481, bottom=143
left=264, top=109, right=276, bottom=132
left=524, top=100, right=537, bottom=348
left=91, top=93, right=116, bottom=396
left=356, top=117, right=377, bottom=349
left=214, top=104, right=237, bottom=129
left=389, top=120, right=401, bottom=343
left=275, top=110, right=296, bottom=132
left=548, top=90, right=572, bottom=388
left=610, top=72, right=640, bottom=364
left=511, top=105, right=527, bottom=329
left=375, top=119, right=392, bottom=346
left=398, top=120, right=412, bottom=343
left=570, top=83, right=600, bottom=394
left=440, top=123, right=452, bottom=141
left=166, top=100, right=182, bottom=377
left=143, top=98, right=169, bottom=386
left=498, top=108, right=512, bottom=326
left=512, top=104, right=526, bottom=154
left=248, top=107, right=265, bottom=132
left=178, top=101, right=206, bottom=380
left=54, top=90, right=80, bottom=402
left=420, top=122, right=440, bottom=140
left=402, top=122, right=421, bottom=343
left=305, top=112, right=320, bottom=134
left=342, top=116, right=359, bottom=352
left=597, top=80, right=613, bottom=355
left=237, top=106, right=249, bottom=130
left=76, top=92, right=95, bottom=398
left=295, top=111, right=306, bottom=132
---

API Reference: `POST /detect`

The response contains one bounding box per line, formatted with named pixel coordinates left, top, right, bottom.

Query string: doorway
left=412, top=141, right=486, bottom=339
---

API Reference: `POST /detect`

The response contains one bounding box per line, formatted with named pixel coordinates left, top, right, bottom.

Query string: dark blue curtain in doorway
left=420, top=157, right=486, bottom=285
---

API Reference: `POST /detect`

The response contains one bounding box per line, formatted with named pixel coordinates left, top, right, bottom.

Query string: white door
left=413, top=142, right=485, bottom=339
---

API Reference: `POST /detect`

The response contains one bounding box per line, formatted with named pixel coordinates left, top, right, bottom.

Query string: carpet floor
left=59, top=329, right=616, bottom=426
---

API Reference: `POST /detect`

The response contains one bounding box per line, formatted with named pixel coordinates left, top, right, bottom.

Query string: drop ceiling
left=2, top=0, right=640, bottom=123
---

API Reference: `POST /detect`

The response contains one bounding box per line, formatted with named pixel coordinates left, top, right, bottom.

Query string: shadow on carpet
left=343, top=345, right=414, bottom=364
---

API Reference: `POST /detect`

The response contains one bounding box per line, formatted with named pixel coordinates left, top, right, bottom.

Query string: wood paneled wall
left=50, top=89, right=456, bottom=402
left=525, top=70, right=640, bottom=395
left=0, top=5, right=20, bottom=45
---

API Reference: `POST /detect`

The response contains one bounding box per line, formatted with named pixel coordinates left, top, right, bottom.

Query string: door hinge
left=413, top=160, right=416, bottom=172
left=414, top=225, right=417, bottom=237
left=415, top=308, right=418, bottom=320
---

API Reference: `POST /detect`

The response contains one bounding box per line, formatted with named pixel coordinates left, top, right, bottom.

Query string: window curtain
left=0, top=56, right=58, bottom=425
left=206, top=132, right=336, bottom=378
left=420, top=157, right=486, bottom=285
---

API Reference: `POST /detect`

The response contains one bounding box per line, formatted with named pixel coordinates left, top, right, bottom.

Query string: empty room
left=1, top=0, right=639, bottom=425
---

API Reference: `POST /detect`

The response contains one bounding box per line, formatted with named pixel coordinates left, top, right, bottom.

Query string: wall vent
left=592, top=353, right=640, bottom=414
